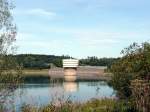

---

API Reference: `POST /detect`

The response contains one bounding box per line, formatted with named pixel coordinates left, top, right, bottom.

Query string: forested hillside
left=12, top=54, right=118, bottom=69
left=14, top=54, right=71, bottom=69
left=80, top=57, right=119, bottom=68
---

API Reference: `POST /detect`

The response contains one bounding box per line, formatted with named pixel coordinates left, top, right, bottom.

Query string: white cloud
left=73, top=32, right=122, bottom=47
left=69, top=30, right=150, bottom=50
left=16, top=32, right=72, bottom=50
left=27, top=9, right=56, bottom=16
left=15, top=29, right=150, bottom=58
left=16, top=32, right=36, bottom=41
left=13, top=8, right=56, bottom=18
left=16, top=28, right=150, bottom=51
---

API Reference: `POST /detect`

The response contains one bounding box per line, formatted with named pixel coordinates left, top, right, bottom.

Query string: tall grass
left=21, top=98, right=137, bottom=112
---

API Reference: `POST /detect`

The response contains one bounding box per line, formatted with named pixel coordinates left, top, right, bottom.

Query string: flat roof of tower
left=63, top=59, right=79, bottom=68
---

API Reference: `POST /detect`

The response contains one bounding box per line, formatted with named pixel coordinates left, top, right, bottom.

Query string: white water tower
left=63, top=59, right=79, bottom=82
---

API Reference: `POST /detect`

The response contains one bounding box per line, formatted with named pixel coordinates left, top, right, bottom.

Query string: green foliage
left=0, top=0, right=21, bottom=83
left=0, top=0, right=16, bottom=54
left=80, top=57, right=118, bottom=68
left=12, top=55, right=118, bottom=69
left=13, top=54, right=71, bottom=69
left=110, top=42, right=150, bottom=98
left=6, top=54, right=119, bottom=70
left=131, top=79, right=150, bottom=112
left=0, top=0, right=23, bottom=110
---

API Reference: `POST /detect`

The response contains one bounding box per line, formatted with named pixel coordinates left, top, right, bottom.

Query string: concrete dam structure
left=49, top=60, right=109, bottom=81
left=63, top=59, right=79, bottom=82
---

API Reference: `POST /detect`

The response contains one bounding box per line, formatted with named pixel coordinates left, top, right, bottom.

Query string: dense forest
left=12, top=54, right=118, bottom=69
left=13, top=54, right=71, bottom=69
left=80, top=57, right=119, bottom=68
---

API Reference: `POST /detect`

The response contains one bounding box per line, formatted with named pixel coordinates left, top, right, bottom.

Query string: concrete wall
left=63, top=59, right=79, bottom=82
left=49, top=66, right=110, bottom=81
left=64, top=68, right=77, bottom=81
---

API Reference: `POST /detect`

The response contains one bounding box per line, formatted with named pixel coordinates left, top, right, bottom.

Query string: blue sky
left=13, top=0, right=150, bottom=58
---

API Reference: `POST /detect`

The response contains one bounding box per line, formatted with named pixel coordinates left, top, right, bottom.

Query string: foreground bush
left=110, top=42, right=150, bottom=112
left=110, top=42, right=150, bottom=98
left=131, top=79, right=150, bottom=112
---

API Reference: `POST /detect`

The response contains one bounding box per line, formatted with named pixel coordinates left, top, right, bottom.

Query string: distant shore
left=23, top=67, right=112, bottom=83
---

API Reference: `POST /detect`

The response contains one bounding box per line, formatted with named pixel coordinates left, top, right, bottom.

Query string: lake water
left=5, top=81, right=115, bottom=111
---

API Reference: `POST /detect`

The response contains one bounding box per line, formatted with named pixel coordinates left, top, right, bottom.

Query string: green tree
left=110, top=42, right=150, bottom=98
left=0, top=0, right=22, bottom=109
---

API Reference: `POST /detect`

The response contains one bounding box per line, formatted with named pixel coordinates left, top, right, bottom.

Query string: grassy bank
left=22, top=69, right=50, bottom=83
left=23, top=69, right=49, bottom=76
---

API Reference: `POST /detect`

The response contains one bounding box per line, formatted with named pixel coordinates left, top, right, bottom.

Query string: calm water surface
left=7, top=81, right=115, bottom=111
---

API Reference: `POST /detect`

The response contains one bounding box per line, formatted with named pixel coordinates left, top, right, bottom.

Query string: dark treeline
left=13, top=54, right=71, bottom=69
left=80, top=56, right=119, bottom=68
left=12, top=54, right=118, bottom=69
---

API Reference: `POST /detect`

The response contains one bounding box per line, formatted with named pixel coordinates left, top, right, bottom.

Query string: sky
left=13, top=0, right=150, bottom=58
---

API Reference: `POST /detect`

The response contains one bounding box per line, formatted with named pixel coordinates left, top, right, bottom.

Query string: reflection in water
left=4, top=81, right=115, bottom=112
left=63, top=82, right=78, bottom=92
left=87, top=81, right=107, bottom=86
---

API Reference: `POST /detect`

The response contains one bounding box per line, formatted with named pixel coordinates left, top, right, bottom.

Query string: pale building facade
left=63, top=59, right=79, bottom=82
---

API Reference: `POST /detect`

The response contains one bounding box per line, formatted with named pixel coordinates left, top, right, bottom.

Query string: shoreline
left=23, top=67, right=112, bottom=83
